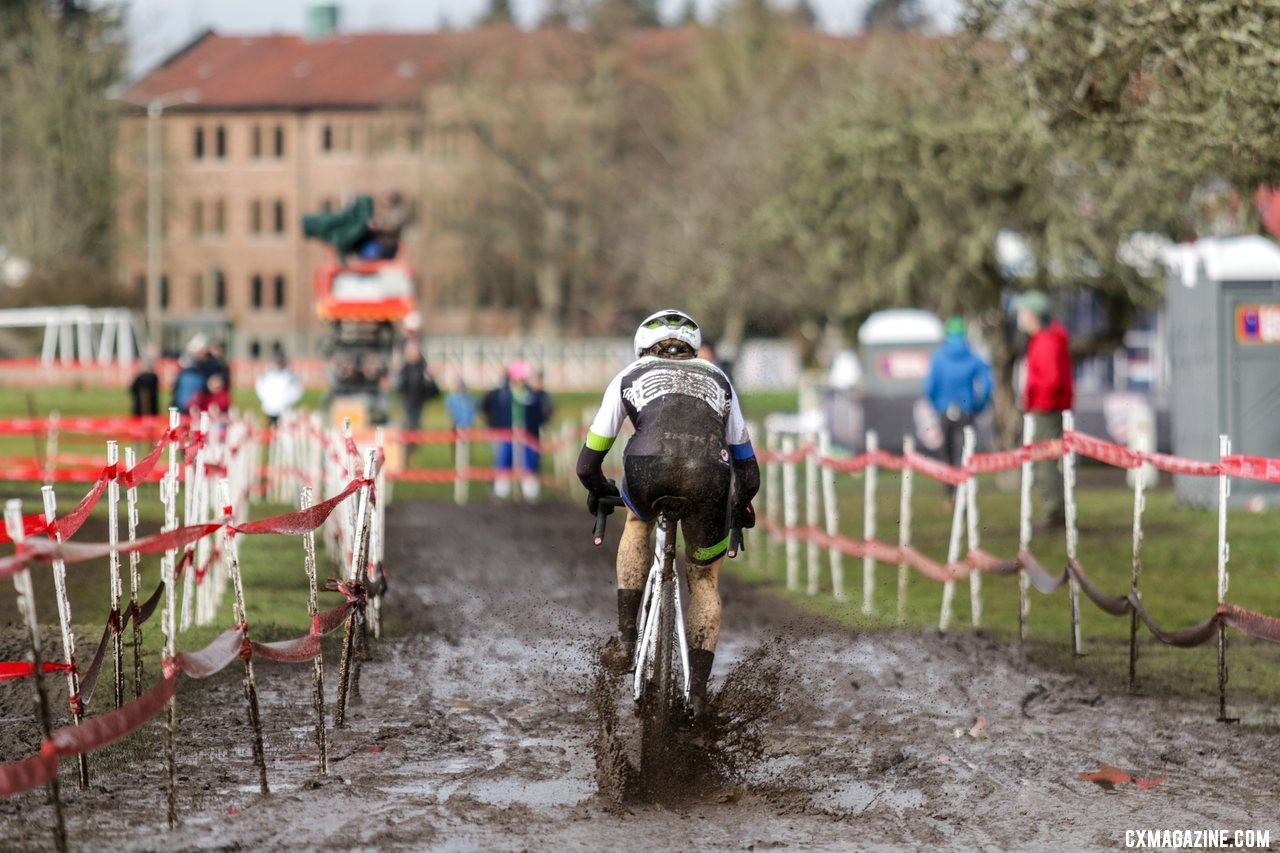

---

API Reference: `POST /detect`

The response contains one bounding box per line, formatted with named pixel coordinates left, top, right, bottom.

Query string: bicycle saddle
left=651, top=496, right=691, bottom=520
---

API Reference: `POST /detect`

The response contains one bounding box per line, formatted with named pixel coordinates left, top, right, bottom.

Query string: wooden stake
left=963, top=427, right=981, bottom=628
left=335, top=450, right=377, bottom=728
left=1063, top=410, right=1084, bottom=656
left=764, top=427, right=781, bottom=574
left=938, top=474, right=966, bottom=632
left=40, top=486, right=90, bottom=789
left=1216, top=434, right=1233, bottom=722
left=107, top=441, right=125, bottom=708
left=897, top=436, right=915, bottom=624
left=125, top=446, right=144, bottom=698
left=5, top=500, right=68, bottom=853
left=804, top=433, right=820, bottom=597
left=300, top=486, right=329, bottom=775
left=819, top=431, right=844, bottom=601
left=218, top=479, right=270, bottom=794
left=780, top=435, right=800, bottom=593
left=162, top=407, right=181, bottom=829
left=862, top=431, right=879, bottom=616
left=1128, top=432, right=1148, bottom=693
left=1017, top=415, right=1034, bottom=643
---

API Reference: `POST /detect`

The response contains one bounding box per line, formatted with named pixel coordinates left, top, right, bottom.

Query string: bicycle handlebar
left=591, top=495, right=745, bottom=559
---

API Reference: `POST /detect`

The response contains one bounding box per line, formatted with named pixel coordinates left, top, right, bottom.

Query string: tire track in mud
left=2, top=499, right=1278, bottom=851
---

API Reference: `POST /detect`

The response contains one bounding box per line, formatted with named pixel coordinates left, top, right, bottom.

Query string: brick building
left=116, top=24, right=623, bottom=357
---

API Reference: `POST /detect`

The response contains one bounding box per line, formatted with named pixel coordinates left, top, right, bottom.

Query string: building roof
left=120, top=26, right=699, bottom=112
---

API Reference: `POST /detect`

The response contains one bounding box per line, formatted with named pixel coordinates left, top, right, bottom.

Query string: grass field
left=1, top=384, right=1276, bottom=711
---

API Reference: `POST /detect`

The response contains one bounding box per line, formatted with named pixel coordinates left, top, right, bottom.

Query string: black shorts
left=622, top=455, right=732, bottom=565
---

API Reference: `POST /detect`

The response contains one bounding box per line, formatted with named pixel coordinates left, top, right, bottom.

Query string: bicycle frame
left=633, top=515, right=691, bottom=703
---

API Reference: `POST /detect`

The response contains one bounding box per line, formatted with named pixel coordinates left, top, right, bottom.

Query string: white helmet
left=634, top=309, right=701, bottom=357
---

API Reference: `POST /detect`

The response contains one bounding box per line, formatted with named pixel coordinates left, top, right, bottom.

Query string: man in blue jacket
left=924, top=316, right=994, bottom=499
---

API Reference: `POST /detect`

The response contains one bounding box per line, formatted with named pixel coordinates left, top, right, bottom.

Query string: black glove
left=587, top=479, right=620, bottom=516
left=733, top=502, right=756, bottom=530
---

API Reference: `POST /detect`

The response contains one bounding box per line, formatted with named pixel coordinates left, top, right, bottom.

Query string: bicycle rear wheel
left=638, top=569, right=678, bottom=789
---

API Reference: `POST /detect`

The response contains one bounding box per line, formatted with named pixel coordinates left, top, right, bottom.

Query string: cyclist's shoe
left=685, top=648, right=715, bottom=724
left=600, top=635, right=636, bottom=674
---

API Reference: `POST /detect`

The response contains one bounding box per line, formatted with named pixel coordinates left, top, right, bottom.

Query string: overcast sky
left=106, top=0, right=959, bottom=78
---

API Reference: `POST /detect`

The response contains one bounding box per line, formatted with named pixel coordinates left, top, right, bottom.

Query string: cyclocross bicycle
left=594, top=495, right=743, bottom=772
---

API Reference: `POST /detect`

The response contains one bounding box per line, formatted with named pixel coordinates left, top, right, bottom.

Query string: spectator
left=359, top=191, right=410, bottom=261
left=517, top=367, right=555, bottom=501
left=190, top=372, right=231, bottom=415
left=129, top=355, right=160, bottom=417
left=481, top=362, right=529, bottom=500
left=202, top=340, right=231, bottom=390
left=172, top=354, right=207, bottom=413
left=395, top=339, right=439, bottom=455
left=924, top=316, right=993, bottom=502
left=1014, top=290, right=1074, bottom=530
left=255, top=353, right=304, bottom=426
left=446, top=377, right=477, bottom=432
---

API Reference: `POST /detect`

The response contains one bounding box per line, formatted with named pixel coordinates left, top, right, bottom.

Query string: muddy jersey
left=585, top=357, right=753, bottom=462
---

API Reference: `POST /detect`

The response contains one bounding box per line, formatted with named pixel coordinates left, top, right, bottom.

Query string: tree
left=0, top=0, right=127, bottom=305
left=862, top=0, right=928, bottom=31
left=481, top=0, right=514, bottom=25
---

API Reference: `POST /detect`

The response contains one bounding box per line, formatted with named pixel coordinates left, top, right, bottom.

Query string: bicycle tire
left=638, top=549, right=678, bottom=787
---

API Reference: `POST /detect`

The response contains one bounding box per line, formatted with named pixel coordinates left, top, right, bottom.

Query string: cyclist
left=577, top=309, right=759, bottom=718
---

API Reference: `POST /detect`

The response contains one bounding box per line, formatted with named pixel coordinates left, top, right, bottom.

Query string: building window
left=193, top=125, right=204, bottom=159
left=320, top=197, right=333, bottom=213
left=191, top=199, right=204, bottom=236
left=215, top=125, right=226, bottom=158
left=213, top=269, right=226, bottom=308
left=274, top=125, right=285, bottom=158
left=272, top=200, right=285, bottom=234
left=251, top=125, right=262, bottom=158
left=273, top=274, right=286, bottom=309
left=322, top=124, right=333, bottom=152
left=160, top=274, right=169, bottom=309
left=192, top=272, right=205, bottom=307
left=249, top=340, right=261, bottom=359
left=249, top=199, right=262, bottom=235
left=251, top=274, right=263, bottom=308
left=212, top=198, right=226, bottom=234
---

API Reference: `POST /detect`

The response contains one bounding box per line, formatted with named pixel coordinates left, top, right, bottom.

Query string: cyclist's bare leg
left=602, top=510, right=653, bottom=673
left=685, top=557, right=723, bottom=716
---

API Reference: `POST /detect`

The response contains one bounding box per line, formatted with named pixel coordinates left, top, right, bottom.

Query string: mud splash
left=590, top=642, right=794, bottom=807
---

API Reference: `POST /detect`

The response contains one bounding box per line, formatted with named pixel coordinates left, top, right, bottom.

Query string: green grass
left=730, top=463, right=1280, bottom=707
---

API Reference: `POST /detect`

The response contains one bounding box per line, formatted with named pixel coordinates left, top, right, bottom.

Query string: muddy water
left=1, top=500, right=1278, bottom=851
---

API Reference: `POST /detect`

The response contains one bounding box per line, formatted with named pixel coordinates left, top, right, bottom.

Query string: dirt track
left=3, top=499, right=1278, bottom=851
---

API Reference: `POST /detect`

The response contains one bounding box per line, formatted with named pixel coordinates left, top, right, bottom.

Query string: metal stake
left=40, top=486, right=89, bottom=789
left=897, top=435, right=914, bottom=624
left=1017, top=415, right=1034, bottom=642
left=1063, top=410, right=1083, bottom=656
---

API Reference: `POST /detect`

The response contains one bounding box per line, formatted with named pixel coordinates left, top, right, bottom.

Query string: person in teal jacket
left=924, top=316, right=994, bottom=497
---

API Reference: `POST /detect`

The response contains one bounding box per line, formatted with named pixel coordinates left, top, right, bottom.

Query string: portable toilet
left=1165, top=235, right=1280, bottom=507
left=857, top=309, right=944, bottom=452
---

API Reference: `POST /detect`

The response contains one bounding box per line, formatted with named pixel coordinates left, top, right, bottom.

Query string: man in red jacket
left=1015, top=290, right=1073, bottom=530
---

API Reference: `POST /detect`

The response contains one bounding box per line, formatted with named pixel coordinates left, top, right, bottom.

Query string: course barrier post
left=454, top=429, right=469, bottom=506
left=335, top=449, right=377, bottom=728
left=862, top=430, right=879, bottom=615
left=40, top=485, right=89, bottom=789
left=124, top=446, right=144, bottom=698
left=805, top=432, right=820, bottom=596
left=765, top=427, right=781, bottom=573
left=1017, top=414, right=1034, bottom=642
left=1063, top=410, right=1084, bottom=656
left=1216, top=434, right=1232, bottom=722
left=162, top=407, right=181, bottom=829
left=107, top=440, right=125, bottom=708
left=300, top=486, right=329, bottom=775
left=218, top=480, right=269, bottom=795
left=4, top=499, right=68, bottom=853
left=963, top=427, right=981, bottom=628
left=1128, top=432, right=1148, bottom=693
left=781, top=435, right=800, bottom=592
left=897, top=435, right=914, bottom=624
left=819, top=430, right=844, bottom=601
left=938, top=470, right=966, bottom=632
